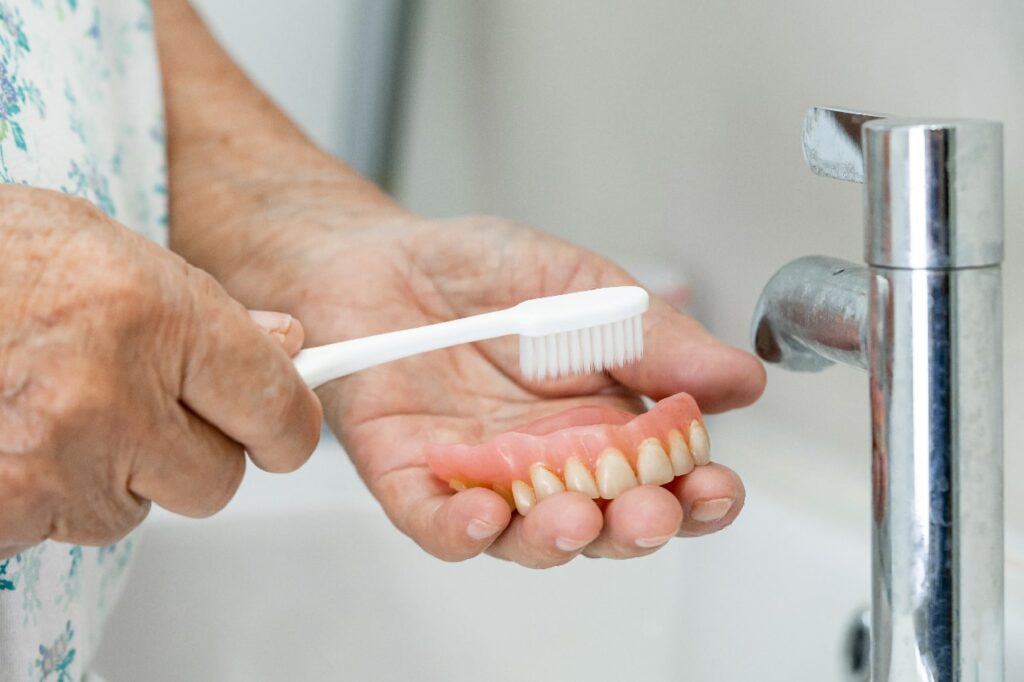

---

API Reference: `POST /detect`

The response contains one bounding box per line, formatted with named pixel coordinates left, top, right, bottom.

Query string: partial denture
left=426, top=393, right=713, bottom=515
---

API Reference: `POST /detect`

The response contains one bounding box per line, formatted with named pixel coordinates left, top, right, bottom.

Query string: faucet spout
left=751, top=255, right=871, bottom=372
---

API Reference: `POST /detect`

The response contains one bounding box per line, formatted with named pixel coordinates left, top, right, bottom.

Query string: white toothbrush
left=293, top=286, right=649, bottom=389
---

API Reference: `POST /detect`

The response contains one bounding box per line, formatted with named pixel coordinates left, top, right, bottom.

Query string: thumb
left=248, top=310, right=306, bottom=357
left=610, top=297, right=766, bottom=414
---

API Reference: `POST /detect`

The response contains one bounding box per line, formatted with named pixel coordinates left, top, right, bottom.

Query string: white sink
left=94, top=415, right=1023, bottom=681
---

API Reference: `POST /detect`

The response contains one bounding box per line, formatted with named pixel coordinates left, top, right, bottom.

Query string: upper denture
left=425, top=393, right=710, bottom=513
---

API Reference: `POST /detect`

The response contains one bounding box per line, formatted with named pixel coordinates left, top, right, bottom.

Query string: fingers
left=180, top=270, right=322, bottom=473
left=667, top=462, right=745, bottom=536
left=0, top=451, right=149, bottom=549
left=376, top=466, right=742, bottom=566
left=249, top=310, right=305, bottom=357
left=129, top=405, right=247, bottom=518
left=577, top=465, right=744, bottom=558
left=482, top=477, right=732, bottom=565
left=611, top=297, right=767, bottom=413
left=0, top=400, right=251, bottom=547
left=582, top=485, right=684, bottom=558
left=0, top=456, right=57, bottom=552
left=487, top=492, right=603, bottom=568
left=376, top=466, right=513, bottom=561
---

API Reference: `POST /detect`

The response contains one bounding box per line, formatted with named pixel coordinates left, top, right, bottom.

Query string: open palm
left=277, top=215, right=765, bottom=567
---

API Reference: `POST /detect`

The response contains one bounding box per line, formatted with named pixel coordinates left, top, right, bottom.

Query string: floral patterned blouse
left=0, top=1, right=166, bottom=680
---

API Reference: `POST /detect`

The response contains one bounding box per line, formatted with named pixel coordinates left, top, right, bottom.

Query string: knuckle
left=182, top=262, right=235, bottom=313
left=0, top=385, right=58, bottom=458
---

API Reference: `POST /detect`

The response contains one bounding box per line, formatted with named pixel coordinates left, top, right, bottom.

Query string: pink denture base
left=425, top=393, right=703, bottom=490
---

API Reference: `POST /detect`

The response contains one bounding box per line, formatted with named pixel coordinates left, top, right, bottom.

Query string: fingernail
left=691, top=497, right=734, bottom=523
left=249, top=310, right=293, bottom=335
left=466, top=518, right=503, bottom=540
left=635, top=534, right=674, bottom=549
left=555, top=536, right=590, bottom=552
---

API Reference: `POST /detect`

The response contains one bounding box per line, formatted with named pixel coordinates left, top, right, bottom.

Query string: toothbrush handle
left=294, top=309, right=515, bottom=388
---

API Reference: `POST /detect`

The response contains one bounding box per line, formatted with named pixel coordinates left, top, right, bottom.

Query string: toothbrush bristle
left=519, top=315, right=645, bottom=382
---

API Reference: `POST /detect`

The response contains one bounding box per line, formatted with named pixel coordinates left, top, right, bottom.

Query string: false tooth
left=596, top=448, right=639, bottom=499
left=530, top=463, right=565, bottom=500
left=563, top=456, right=600, bottom=498
left=667, top=429, right=695, bottom=476
left=636, top=439, right=675, bottom=485
left=491, top=484, right=515, bottom=509
left=512, top=480, right=537, bottom=515
left=689, top=421, right=711, bottom=465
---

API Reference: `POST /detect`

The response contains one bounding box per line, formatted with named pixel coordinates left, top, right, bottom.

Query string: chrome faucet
left=751, top=107, right=1004, bottom=681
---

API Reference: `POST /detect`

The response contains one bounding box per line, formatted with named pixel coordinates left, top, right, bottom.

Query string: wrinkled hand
left=0, top=186, right=321, bottom=559
left=255, top=212, right=764, bottom=568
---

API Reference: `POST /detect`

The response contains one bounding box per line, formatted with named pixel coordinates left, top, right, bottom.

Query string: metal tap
left=751, top=107, right=1004, bottom=681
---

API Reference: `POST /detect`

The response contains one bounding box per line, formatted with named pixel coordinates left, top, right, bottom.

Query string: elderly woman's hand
left=0, top=186, right=322, bottom=559
left=229, top=210, right=765, bottom=569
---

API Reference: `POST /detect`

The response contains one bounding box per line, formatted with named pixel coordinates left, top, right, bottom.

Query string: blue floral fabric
left=0, top=1, right=166, bottom=680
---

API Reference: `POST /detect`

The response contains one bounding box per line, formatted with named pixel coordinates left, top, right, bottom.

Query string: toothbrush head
left=514, top=286, right=649, bottom=381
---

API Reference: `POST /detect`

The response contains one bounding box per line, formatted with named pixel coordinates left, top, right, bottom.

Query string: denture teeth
left=636, top=439, right=675, bottom=485
left=667, top=429, right=695, bottom=476
left=512, top=480, right=537, bottom=515
left=596, top=448, right=639, bottom=499
left=563, top=456, right=600, bottom=498
left=530, top=463, right=566, bottom=500
left=689, top=421, right=711, bottom=465
left=492, top=484, right=515, bottom=509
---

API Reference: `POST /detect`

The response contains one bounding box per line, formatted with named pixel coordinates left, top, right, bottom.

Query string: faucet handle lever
left=801, top=106, right=886, bottom=183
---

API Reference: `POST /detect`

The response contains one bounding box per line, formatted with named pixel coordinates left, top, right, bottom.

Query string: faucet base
left=869, top=266, right=1003, bottom=681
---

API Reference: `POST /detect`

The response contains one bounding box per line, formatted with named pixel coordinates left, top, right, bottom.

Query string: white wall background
left=191, top=0, right=360, bottom=155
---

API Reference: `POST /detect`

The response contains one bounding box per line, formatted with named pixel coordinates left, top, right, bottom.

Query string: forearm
left=153, top=0, right=402, bottom=305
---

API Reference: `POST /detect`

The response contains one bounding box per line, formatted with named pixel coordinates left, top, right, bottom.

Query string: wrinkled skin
left=232, top=211, right=767, bottom=568
left=0, top=186, right=322, bottom=559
